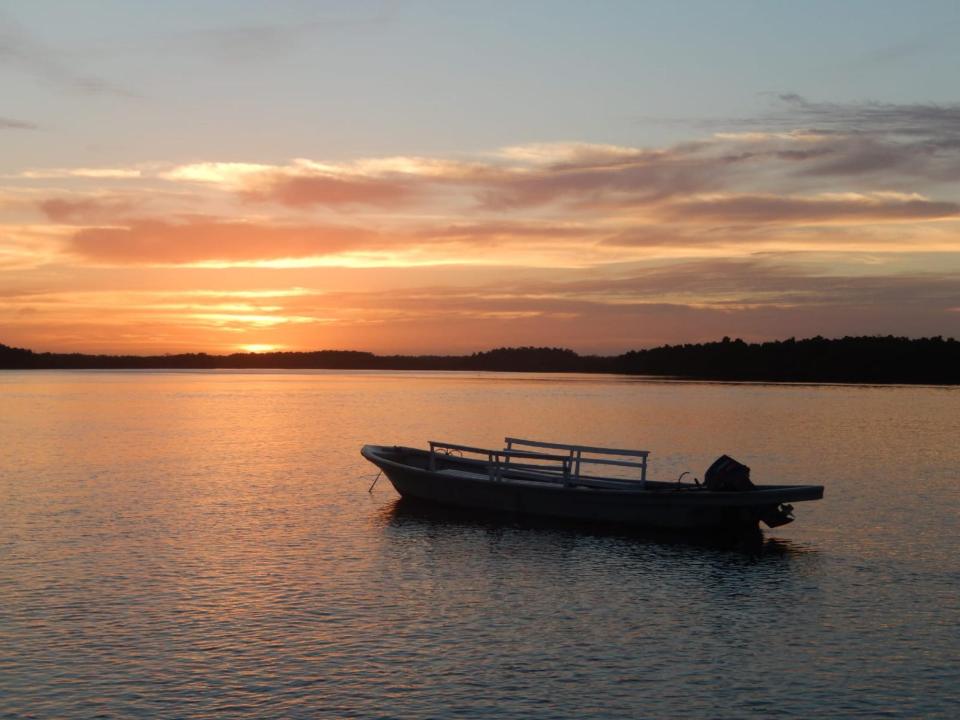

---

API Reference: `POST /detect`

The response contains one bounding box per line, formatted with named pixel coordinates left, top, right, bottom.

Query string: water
left=1, top=370, right=958, bottom=718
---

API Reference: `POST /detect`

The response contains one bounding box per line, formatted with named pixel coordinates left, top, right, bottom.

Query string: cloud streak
left=68, top=218, right=380, bottom=264
left=773, top=94, right=960, bottom=138
left=4, top=257, right=956, bottom=354
left=0, top=116, right=37, bottom=130
left=660, top=193, right=960, bottom=224
left=38, top=196, right=140, bottom=224
left=242, top=173, right=415, bottom=208
left=0, top=11, right=134, bottom=97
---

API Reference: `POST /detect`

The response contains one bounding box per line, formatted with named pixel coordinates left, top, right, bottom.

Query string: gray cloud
left=469, top=96, right=960, bottom=209
left=637, top=95, right=960, bottom=185
left=161, top=3, right=396, bottom=63
left=713, top=94, right=960, bottom=142
left=775, top=97, right=960, bottom=182
left=660, top=195, right=960, bottom=224
left=0, top=11, right=134, bottom=97
left=0, top=116, right=37, bottom=130
left=469, top=142, right=959, bottom=213
left=476, top=146, right=747, bottom=210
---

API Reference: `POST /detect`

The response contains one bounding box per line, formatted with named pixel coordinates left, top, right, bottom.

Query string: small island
left=2, top=335, right=958, bottom=385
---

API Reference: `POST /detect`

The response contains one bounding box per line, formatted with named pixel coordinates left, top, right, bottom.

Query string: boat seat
left=436, top=468, right=490, bottom=480
left=437, top=467, right=564, bottom=484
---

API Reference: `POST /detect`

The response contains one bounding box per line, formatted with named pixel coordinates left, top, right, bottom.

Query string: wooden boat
left=361, top=438, right=824, bottom=532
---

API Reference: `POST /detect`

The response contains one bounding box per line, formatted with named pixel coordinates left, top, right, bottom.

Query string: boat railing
left=428, top=438, right=650, bottom=487
left=505, top=437, right=649, bottom=486
left=428, top=440, right=573, bottom=483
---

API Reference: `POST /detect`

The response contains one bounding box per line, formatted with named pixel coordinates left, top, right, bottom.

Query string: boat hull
left=362, top=445, right=823, bottom=532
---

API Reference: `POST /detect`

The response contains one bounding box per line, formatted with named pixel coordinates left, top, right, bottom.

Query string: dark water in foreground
left=1, top=370, right=958, bottom=718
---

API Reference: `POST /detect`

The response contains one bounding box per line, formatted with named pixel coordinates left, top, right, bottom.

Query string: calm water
left=1, top=370, right=958, bottom=718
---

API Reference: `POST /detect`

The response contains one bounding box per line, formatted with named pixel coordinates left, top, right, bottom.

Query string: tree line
left=1, top=336, right=958, bottom=384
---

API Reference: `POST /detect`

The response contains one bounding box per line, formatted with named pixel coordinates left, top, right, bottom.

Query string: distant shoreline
left=3, top=335, right=958, bottom=385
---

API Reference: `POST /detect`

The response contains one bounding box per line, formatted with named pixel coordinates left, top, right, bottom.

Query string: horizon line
left=4, top=333, right=958, bottom=359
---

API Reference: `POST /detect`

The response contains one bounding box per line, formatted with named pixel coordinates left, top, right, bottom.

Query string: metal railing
left=505, top=437, right=648, bottom=486
left=427, top=438, right=650, bottom=487
left=428, top=441, right=572, bottom=483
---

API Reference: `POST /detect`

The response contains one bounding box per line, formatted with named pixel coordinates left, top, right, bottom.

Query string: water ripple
left=1, top=371, right=958, bottom=718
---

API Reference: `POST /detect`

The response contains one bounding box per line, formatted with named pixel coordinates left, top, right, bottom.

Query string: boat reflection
left=376, top=497, right=815, bottom=559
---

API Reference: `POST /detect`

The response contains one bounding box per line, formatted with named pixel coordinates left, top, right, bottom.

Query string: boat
left=361, top=438, right=824, bottom=532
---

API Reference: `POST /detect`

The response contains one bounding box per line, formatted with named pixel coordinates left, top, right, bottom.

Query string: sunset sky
left=2, top=0, right=959, bottom=354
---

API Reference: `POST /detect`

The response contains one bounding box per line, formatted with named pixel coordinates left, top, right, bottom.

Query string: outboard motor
left=704, top=455, right=755, bottom=492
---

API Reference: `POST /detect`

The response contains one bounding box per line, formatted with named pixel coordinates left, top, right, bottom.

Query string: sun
left=238, top=343, right=282, bottom=354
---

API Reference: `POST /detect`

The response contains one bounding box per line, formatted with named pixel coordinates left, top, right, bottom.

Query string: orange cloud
left=241, top=173, right=414, bottom=207
left=69, top=218, right=379, bottom=264
left=61, top=215, right=621, bottom=267
left=39, top=196, right=139, bottom=223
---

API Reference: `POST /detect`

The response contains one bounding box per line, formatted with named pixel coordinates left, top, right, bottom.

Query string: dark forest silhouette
left=1, top=336, right=958, bottom=384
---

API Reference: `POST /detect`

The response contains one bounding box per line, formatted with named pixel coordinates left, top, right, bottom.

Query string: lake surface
left=2, top=370, right=958, bottom=718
